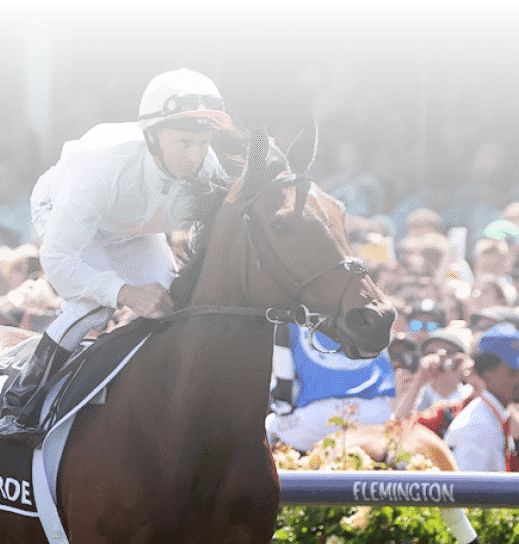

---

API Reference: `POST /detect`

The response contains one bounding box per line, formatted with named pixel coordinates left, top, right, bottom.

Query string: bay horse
left=0, top=115, right=395, bottom=543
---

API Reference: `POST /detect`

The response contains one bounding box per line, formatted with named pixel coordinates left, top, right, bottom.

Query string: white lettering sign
left=353, top=480, right=455, bottom=504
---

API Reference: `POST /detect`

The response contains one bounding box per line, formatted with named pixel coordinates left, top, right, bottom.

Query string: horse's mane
left=168, top=139, right=290, bottom=309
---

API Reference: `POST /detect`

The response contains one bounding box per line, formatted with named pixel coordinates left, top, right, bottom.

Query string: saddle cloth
left=0, top=317, right=171, bottom=540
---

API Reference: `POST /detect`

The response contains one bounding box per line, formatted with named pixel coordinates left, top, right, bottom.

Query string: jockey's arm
left=38, top=169, right=128, bottom=310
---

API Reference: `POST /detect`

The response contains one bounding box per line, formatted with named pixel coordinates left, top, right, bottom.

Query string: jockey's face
left=151, top=128, right=213, bottom=179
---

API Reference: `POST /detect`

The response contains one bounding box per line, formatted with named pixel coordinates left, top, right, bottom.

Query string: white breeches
left=46, top=233, right=176, bottom=351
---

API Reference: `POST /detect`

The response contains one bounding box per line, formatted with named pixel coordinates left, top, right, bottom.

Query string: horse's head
left=191, top=113, right=395, bottom=358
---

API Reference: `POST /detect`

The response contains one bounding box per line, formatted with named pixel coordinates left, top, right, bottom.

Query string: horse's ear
left=243, top=119, right=269, bottom=193
left=285, top=112, right=317, bottom=174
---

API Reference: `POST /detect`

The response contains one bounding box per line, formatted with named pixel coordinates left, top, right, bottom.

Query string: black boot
left=0, top=333, right=71, bottom=446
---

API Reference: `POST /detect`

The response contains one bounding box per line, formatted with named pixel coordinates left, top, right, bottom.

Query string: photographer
left=392, top=326, right=477, bottom=420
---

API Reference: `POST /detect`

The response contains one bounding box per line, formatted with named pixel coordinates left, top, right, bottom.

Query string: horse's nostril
left=345, top=308, right=378, bottom=329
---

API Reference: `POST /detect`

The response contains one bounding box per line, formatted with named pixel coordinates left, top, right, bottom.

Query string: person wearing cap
left=444, top=322, right=519, bottom=471
left=265, top=323, right=396, bottom=453
left=418, top=327, right=475, bottom=408
left=392, top=326, right=475, bottom=420
left=469, top=306, right=519, bottom=335
left=0, top=68, right=243, bottom=444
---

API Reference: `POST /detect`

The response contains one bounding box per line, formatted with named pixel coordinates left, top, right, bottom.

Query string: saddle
left=0, top=318, right=172, bottom=523
left=0, top=317, right=171, bottom=432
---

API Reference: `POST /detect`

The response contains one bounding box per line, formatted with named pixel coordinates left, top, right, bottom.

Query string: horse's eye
left=270, top=220, right=291, bottom=236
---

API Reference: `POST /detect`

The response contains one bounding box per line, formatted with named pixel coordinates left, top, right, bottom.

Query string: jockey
left=0, top=68, right=240, bottom=445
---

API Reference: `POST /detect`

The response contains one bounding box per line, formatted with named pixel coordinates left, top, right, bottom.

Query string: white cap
left=138, top=68, right=233, bottom=131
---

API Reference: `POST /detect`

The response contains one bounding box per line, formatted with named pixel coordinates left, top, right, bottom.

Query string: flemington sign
left=279, top=470, right=519, bottom=508
left=352, top=479, right=454, bottom=504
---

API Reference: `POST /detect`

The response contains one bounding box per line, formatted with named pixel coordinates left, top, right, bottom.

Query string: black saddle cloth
left=54, top=317, right=171, bottom=422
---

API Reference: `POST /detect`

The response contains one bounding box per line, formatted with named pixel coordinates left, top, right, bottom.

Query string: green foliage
left=274, top=504, right=519, bottom=543
left=272, top=505, right=519, bottom=544
left=272, top=415, right=519, bottom=542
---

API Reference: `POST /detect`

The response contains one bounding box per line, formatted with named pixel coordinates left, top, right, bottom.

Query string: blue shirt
left=286, top=324, right=396, bottom=408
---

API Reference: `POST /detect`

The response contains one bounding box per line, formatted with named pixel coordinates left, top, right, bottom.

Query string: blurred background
left=2, top=1, right=519, bottom=217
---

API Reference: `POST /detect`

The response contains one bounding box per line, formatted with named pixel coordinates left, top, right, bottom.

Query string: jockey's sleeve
left=38, top=159, right=127, bottom=309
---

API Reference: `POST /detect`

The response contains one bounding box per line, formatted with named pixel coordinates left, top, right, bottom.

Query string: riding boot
left=0, top=333, right=71, bottom=446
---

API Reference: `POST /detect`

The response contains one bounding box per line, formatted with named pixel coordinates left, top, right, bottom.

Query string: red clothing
left=480, top=396, right=519, bottom=472
left=415, top=392, right=478, bottom=438
left=415, top=392, right=519, bottom=472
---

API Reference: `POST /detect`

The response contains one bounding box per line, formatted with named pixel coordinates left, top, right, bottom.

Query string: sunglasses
left=408, top=319, right=440, bottom=333
left=140, top=94, right=225, bottom=121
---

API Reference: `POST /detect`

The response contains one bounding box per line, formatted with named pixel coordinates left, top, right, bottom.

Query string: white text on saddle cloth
left=0, top=475, right=33, bottom=506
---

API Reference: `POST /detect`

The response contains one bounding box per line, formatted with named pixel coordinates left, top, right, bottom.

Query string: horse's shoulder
left=0, top=326, right=41, bottom=352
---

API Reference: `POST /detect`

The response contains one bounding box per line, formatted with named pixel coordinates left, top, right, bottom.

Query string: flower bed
left=272, top=422, right=519, bottom=543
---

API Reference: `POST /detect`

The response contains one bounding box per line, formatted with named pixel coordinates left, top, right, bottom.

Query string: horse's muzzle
left=334, top=305, right=396, bottom=360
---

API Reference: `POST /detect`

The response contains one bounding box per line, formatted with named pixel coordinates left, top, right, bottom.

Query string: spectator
left=466, top=274, right=511, bottom=318
left=405, top=298, right=447, bottom=345
left=387, top=334, right=419, bottom=414
left=503, top=202, right=519, bottom=229
left=483, top=219, right=519, bottom=246
left=473, top=237, right=514, bottom=278
left=406, top=208, right=445, bottom=238
left=0, top=244, right=41, bottom=296
left=472, top=237, right=517, bottom=305
left=396, top=231, right=452, bottom=281
left=469, top=306, right=519, bottom=335
left=265, top=323, right=396, bottom=452
left=415, top=326, right=474, bottom=411
left=444, top=323, right=519, bottom=471
left=393, top=325, right=474, bottom=420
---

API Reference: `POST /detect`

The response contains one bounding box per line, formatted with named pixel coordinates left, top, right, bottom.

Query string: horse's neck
left=191, top=203, right=250, bottom=306
left=135, top=314, right=275, bottom=442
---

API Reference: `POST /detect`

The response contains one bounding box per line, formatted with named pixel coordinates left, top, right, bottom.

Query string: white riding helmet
left=138, top=68, right=233, bottom=131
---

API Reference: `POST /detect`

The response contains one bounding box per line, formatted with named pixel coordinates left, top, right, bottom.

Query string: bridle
left=159, top=172, right=368, bottom=354
left=240, top=174, right=354, bottom=298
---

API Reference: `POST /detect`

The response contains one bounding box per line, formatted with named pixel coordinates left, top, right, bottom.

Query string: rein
left=158, top=303, right=317, bottom=328
left=240, top=173, right=368, bottom=352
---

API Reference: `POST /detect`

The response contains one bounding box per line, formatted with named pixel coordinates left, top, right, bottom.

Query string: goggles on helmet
left=139, top=93, right=225, bottom=122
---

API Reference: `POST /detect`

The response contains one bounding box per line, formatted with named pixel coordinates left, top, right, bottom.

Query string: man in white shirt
left=444, top=322, right=519, bottom=471
left=0, top=68, right=241, bottom=444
